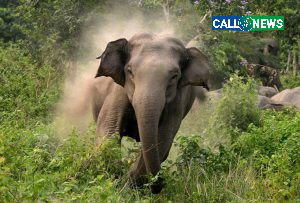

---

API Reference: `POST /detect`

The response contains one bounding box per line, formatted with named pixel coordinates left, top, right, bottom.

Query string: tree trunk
left=138, top=0, right=144, bottom=7
left=163, top=3, right=170, bottom=24
left=293, top=49, right=299, bottom=77
left=286, top=51, right=292, bottom=73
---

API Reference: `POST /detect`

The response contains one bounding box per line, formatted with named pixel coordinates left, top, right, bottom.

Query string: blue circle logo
left=238, top=16, right=253, bottom=31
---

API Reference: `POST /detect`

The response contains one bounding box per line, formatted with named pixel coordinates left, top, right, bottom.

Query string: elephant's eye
left=169, top=74, right=178, bottom=84
left=127, top=67, right=133, bottom=77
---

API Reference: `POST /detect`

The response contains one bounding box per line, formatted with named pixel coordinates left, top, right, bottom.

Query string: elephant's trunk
left=132, top=86, right=165, bottom=176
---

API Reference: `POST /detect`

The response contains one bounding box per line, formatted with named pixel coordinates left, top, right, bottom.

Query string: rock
left=258, top=95, right=285, bottom=110
left=192, top=86, right=300, bottom=111
left=271, top=87, right=300, bottom=108
left=257, top=86, right=278, bottom=97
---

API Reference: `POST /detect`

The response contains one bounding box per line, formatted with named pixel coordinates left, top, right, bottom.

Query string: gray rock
left=271, top=87, right=300, bottom=108
left=257, top=95, right=285, bottom=110
left=192, top=86, right=300, bottom=110
left=257, top=86, right=278, bottom=97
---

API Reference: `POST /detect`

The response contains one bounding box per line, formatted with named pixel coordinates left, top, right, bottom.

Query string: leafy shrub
left=281, top=74, right=300, bottom=89
left=234, top=108, right=300, bottom=200
left=172, top=108, right=300, bottom=202
left=208, top=74, right=261, bottom=144
left=210, top=41, right=243, bottom=78
left=174, top=134, right=235, bottom=174
left=0, top=43, right=62, bottom=127
left=200, top=31, right=280, bottom=86
left=0, top=123, right=130, bottom=202
left=164, top=133, right=264, bottom=202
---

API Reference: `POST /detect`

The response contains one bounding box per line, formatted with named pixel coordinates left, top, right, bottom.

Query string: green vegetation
left=282, top=75, right=300, bottom=89
left=0, top=43, right=62, bottom=127
left=1, top=0, right=299, bottom=202
left=1, top=75, right=299, bottom=202
left=209, top=75, right=260, bottom=142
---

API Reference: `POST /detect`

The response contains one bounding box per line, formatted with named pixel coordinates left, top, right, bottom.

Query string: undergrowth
left=1, top=72, right=299, bottom=202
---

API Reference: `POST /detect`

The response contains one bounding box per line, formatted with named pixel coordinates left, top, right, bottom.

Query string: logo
left=212, top=16, right=284, bottom=31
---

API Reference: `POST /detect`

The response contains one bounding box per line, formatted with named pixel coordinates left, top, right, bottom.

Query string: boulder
left=257, top=86, right=278, bottom=97
left=257, top=95, right=286, bottom=110
left=271, top=87, right=300, bottom=108
left=192, top=86, right=300, bottom=110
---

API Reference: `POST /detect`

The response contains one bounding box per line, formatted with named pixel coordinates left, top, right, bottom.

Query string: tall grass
left=1, top=47, right=299, bottom=202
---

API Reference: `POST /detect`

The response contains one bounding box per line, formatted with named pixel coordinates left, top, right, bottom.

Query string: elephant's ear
left=178, top=47, right=210, bottom=90
left=95, top=38, right=128, bottom=86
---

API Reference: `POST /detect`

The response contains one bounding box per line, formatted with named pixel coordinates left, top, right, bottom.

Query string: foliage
left=173, top=104, right=300, bottom=202
left=1, top=119, right=299, bottom=202
left=0, top=0, right=109, bottom=66
left=174, top=134, right=236, bottom=175
left=0, top=1, right=24, bottom=42
left=208, top=74, right=261, bottom=144
left=281, top=74, right=300, bottom=89
left=0, top=43, right=62, bottom=127
left=1, top=0, right=300, bottom=202
left=234, top=108, right=300, bottom=200
left=0, top=124, right=130, bottom=202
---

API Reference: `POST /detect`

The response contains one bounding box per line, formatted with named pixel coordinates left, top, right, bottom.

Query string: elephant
left=92, top=32, right=210, bottom=193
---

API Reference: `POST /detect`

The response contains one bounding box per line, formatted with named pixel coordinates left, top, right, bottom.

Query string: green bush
left=0, top=43, right=62, bottom=127
left=0, top=123, right=129, bottom=202
left=234, top=108, right=300, bottom=200
left=1, top=97, right=299, bottom=202
left=208, top=74, right=261, bottom=144
left=172, top=109, right=300, bottom=202
left=281, top=74, right=300, bottom=89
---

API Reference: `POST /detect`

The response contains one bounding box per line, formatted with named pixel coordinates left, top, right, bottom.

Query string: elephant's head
left=95, top=32, right=209, bottom=188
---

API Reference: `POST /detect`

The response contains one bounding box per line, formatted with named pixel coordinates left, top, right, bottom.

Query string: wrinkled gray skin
left=92, top=33, right=210, bottom=193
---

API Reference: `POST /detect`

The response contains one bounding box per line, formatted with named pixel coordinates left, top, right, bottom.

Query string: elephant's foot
left=150, top=176, right=165, bottom=194
left=127, top=174, right=148, bottom=188
left=128, top=154, right=165, bottom=193
left=128, top=172, right=165, bottom=194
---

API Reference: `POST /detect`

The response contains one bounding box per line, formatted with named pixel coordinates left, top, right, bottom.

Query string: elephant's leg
left=128, top=153, right=147, bottom=187
left=96, top=85, right=130, bottom=145
left=127, top=140, right=170, bottom=193
left=127, top=133, right=173, bottom=189
left=157, top=103, right=187, bottom=162
left=92, top=99, right=101, bottom=122
left=127, top=110, right=182, bottom=189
